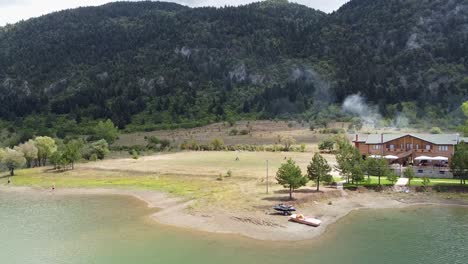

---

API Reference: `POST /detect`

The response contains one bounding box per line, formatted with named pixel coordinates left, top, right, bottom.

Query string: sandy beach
left=2, top=185, right=466, bottom=241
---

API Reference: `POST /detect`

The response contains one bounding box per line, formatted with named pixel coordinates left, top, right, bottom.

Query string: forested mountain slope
left=0, top=0, right=467, bottom=135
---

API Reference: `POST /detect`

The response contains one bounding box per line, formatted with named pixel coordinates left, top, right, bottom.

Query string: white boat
left=289, top=214, right=322, bottom=227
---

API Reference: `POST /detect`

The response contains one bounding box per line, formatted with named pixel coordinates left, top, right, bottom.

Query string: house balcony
left=385, top=148, right=433, bottom=153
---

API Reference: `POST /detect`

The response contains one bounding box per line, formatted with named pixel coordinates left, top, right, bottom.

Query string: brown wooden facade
left=354, top=134, right=455, bottom=164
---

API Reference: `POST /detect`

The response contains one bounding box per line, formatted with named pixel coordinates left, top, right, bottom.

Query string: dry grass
left=115, top=120, right=342, bottom=148
left=5, top=151, right=339, bottom=210
left=80, top=151, right=337, bottom=179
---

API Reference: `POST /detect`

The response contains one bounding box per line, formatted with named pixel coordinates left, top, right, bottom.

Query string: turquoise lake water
left=0, top=191, right=467, bottom=264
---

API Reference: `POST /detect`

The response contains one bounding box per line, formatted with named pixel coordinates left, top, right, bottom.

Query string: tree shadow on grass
left=0, top=174, right=13, bottom=180
left=262, top=196, right=296, bottom=202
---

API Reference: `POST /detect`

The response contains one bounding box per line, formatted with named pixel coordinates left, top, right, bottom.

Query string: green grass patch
left=4, top=168, right=228, bottom=200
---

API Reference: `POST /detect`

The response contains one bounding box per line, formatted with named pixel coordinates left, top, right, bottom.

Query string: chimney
left=355, top=134, right=359, bottom=142
left=381, top=133, right=384, bottom=156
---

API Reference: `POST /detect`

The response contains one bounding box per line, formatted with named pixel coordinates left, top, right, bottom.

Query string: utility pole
left=266, top=160, right=269, bottom=194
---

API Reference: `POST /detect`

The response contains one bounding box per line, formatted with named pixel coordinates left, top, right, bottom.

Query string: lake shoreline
left=1, top=185, right=467, bottom=242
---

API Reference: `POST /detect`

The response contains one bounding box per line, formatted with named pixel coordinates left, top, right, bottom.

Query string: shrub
left=430, top=127, right=442, bottom=134
left=90, top=154, right=98, bottom=161
left=216, top=173, right=224, bottom=181
left=226, top=170, right=232, bottom=178
left=180, top=140, right=199, bottom=150
left=300, top=144, right=306, bottom=152
left=131, top=149, right=139, bottom=160
left=229, top=129, right=239, bottom=136
left=319, top=139, right=335, bottom=153
left=422, top=177, right=431, bottom=191
left=211, top=138, right=224, bottom=151
left=239, top=129, right=249, bottom=135
left=146, top=136, right=171, bottom=151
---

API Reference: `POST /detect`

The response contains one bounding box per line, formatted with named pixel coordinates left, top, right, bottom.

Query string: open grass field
left=2, top=151, right=340, bottom=210
left=80, top=151, right=337, bottom=179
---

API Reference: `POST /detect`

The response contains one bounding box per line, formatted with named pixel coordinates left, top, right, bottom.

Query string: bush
left=211, top=138, right=224, bottom=150
left=216, top=173, right=223, bottom=181
left=146, top=136, right=171, bottom=151
left=90, top=154, right=98, bottom=161
left=239, top=129, right=249, bottom=135
left=229, top=129, right=238, bottom=136
left=319, top=139, right=335, bottom=153
left=300, top=143, right=306, bottom=152
left=226, top=170, right=232, bottom=178
left=180, top=140, right=199, bottom=150
left=319, top=128, right=345, bottom=134
left=430, top=127, right=442, bottom=134
left=422, top=177, right=431, bottom=191
left=131, top=149, right=139, bottom=159
left=82, top=139, right=109, bottom=160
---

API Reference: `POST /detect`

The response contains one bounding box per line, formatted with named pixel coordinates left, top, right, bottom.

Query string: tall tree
left=276, top=159, right=308, bottom=199
left=93, top=119, right=120, bottom=144
left=403, top=166, right=415, bottom=186
left=62, top=140, right=84, bottom=169
left=307, top=153, right=332, bottom=191
left=14, top=140, right=38, bottom=168
left=365, top=157, right=390, bottom=187
left=462, top=101, right=468, bottom=136
left=351, top=162, right=365, bottom=186
left=34, top=136, right=57, bottom=166
left=335, top=137, right=363, bottom=184
left=451, top=143, right=468, bottom=185
left=1, top=148, right=26, bottom=176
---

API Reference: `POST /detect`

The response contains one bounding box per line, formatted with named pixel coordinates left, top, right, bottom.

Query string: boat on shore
left=289, top=214, right=322, bottom=227
left=273, top=204, right=296, bottom=215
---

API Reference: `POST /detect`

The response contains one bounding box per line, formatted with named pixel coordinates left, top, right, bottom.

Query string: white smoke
left=342, top=94, right=409, bottom=129
left=342, top=94, right=382, bottom=128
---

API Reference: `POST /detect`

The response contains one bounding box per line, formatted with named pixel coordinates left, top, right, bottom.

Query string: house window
left=438, top=146, right=448, bottom=152
left=389, top=144, right=395, bottom=151
left=425, top=145, right=431, bottom=150
left=416, top=144, right=419, bottom=150
left=372, top=145, right=382, bottom=150
left=406, top=144, right=413, bottom=150
left=400, top=144, right=404, bottom=150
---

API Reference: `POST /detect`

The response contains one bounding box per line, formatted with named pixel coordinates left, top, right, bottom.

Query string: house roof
left=360, top=133, right=460, bottom=145
left=461, top=137, right=468, bottom=143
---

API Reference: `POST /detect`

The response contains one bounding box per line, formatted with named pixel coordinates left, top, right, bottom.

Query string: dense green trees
left=335, top=137, right=364, bottom=184
left=82, top=140, right=110, bottom=160
left=34, top=137, right=58, bottom=166
left=0, top=0, right=467, bottom=134
left=451, top=143, right=468, bottom=185
left=307, top=153, right=333, bottom=191
left=92, top=120, right=120, bottom=144
left=14, top=140, right=38, bottom=168
left=365, top=158, right=390, bottom=186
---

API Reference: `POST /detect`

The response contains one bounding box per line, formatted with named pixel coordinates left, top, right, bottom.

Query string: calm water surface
left=0, top=191, right=467, bottom=264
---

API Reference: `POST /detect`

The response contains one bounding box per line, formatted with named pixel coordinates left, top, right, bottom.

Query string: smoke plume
left=342, top=94, right=382, bottom=127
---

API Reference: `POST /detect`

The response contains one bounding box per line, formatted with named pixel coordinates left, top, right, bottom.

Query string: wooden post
left=266, top=160, right=269, bottom=194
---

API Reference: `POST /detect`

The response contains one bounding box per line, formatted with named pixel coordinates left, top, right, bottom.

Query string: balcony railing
left=386, top=148, right=432, bottom=153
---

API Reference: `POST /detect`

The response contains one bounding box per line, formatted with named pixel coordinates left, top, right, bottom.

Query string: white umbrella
left=369, top=155, right=382, bottom=158
left=384, top=155, right=398, bottom=160
left=415, top=156, right=432, bottom=161
left=431, top=156, right=449, bottom=161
